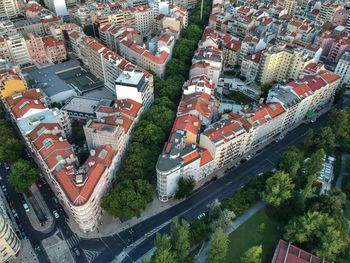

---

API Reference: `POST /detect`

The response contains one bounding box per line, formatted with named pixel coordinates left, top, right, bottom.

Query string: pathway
left=336, top=153, right=349, bottom=190
left=195, top=201, right=266, bottom=263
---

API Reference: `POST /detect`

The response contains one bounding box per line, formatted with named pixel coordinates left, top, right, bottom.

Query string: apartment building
left=25, top=33, right=48, bottom=65
left=0, top=0, right=20, bottom=19
left=240, top=51, right=262, bottom=82
left=0, top=195, right=21, bottom=262
left=156, top=114, right=212, bottom=202
left=13, top=17, right=45, bottom=36
left=119, top=40, right=170, bottom=79
left=0, top=35, right=31, bottom=67
left=183, top=75, right=215, bottom=96
left=131, top=5, right=155, bottom=35
left=44, top=0, right=68, bottom=16
left=5, top=89, right=70, bottom=137
left=257, top=44, right=314, bottom=84
left=199, top=118, right=251, bottom=170
left=42, top=36, right=67, bottom=63
left=115, top=69, right=154, bottom=110
left=335, top=52, right=350, bottom=87
left=318, top=1, right=343, bottom=23
left=191, top=46, right=223, bottom=87
left=238, top=36, right=260, bottom=65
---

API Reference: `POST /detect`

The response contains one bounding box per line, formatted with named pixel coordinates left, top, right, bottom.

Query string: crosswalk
left=66, top=233, right=81, bottom=248
left=82, top=249, right=103, bottom=263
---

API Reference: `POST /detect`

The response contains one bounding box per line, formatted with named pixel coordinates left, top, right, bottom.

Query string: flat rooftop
left=23, top=60, right=104, bottom=98
left=23, top=60, right=80, bottom=97
left=116, top=70, right=144, bottom=86
left=56, top=66, right=104, bottom=93
left=63, top=96, right=113, bottom=115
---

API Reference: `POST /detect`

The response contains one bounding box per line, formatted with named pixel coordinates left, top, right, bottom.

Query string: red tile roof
left=272, top=240, right=330, bottom=263
left=182, top=150, right=200, bottom=165
left=199, top=148, right=213, bottom=166
left=178, top=92, right=214, bottom=120
left=55, top=145, right=116, bottom=206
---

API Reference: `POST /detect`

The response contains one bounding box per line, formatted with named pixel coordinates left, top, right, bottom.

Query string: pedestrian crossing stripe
left=66, top=234, right=81, bottom=248
left=82, top=249, right=103, bottom=263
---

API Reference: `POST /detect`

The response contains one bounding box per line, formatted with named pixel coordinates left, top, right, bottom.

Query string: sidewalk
left=14, top=240, right=39, bottom=263
left=68, top=193, right=182, bottom=238
left=26, top=185, right=54, bottom=233
left=195, top=201, right=266, bottom=263
left=41, top=230, right=75, bottom=263
left=336, top=154, right=349, bottom=190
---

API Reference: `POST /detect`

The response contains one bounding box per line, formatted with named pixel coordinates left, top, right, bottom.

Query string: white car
left=197, top=212, right=206, bottom=220
left=23, top=203, right=30, bottom=213
left=53, top=210, right=60, bottom=219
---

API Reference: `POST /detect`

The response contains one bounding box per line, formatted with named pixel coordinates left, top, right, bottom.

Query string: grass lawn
left=224, top=207, right=284, bottom=263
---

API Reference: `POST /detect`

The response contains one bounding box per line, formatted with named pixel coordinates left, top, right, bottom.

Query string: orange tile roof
left=203, top=119, right=244, bottom=143
left=42, top=36, right=62, bottom=48
left=178, top=92, right=214, bottom=120
left=55, top=145, right=116, bottom=205
left=199, top=148, right=213, bottom=166
left=10, top=98, right=45, bottom=119
left=182, top=150, right=200, bottom=165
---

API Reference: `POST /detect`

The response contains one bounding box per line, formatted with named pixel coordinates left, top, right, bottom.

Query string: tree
left=102, top=179, right=153, bottom=219
left=210, top=209, right=235, bottom=232
left=260, top=83, right=273, bottom=101
left=0, top=137, right=24, bottom=163
left=206, top=228, right=229, bottom=263
left=189, top=216, right=210, bottom=245
left=151, top=233, right=177, bottom=263
left=133, top=123, right=165, bottom=146
left=262, top=171, right=295, bottom=207
left=277, top=147, right=304, bottom=179
left=284, top=211, right=348, bottom=260
left=207, top=199, right=222, bottom=223
left=328, top=109, right=350, bottom=144
left=170, top=218, right=190, bottom=262
left=313, top=126, right=336, bottom=153
left=306, top=189, right=346, bottom=215
left=300, top=149, right=325, bottom=203
left=8, top=160, right=38, bottom=193
left=175, top=177, right=195, bottom=199
left=240, top=245, right=262, bottom=263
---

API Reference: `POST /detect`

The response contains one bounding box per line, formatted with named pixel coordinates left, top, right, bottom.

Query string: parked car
left=197, top=212, right=206, bottom=220
left=11, top=209, right=18, bottom=218
left=53, top=210, right=60, bottom=219
left=8, top=202, right=14, bottom=209
left=23, top=203, right=30, bottom=213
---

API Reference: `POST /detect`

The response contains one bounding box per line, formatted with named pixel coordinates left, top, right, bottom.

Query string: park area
left=224, top=207, right=283, bottom=263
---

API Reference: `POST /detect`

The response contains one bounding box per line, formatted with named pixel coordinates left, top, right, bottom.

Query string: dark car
left=73, top=247, right=81, bottom=257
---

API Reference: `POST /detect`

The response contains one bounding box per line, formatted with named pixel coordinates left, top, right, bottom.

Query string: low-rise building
left=0, top=69, right=26, bottom=99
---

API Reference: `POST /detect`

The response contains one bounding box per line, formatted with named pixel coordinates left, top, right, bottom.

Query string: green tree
left=189, top=217, right=210, bottom=245
left=151, top=233, right=177, bottom=263
left=206, top=228, right=229, bottom=263
left=328, top=109, right=350, bottom=144
left=262, top=171, right=295, bottom=207
left=102, top=179, right=152, bottom=219
left=260, top=83, right=273, bottom=100
left=0, top=137, right=24, bottom=163
left=175, top=177, right=195, bottom=199
left=133, top=123, right=165, bottom=146
left=240, top=245, right=262, bottom=263
left=277, top=147, right=304, bottom=179
left=300, top=149, right=325, bottom=203
left=170, top=218, right=190, bottom=262
left=210, top=209, right=235, bottom=232
left=8, top=160, right=38, bottom=193
left=313, top=127, right=336, bottom=153
left=306, top=189, right=346, bottom=215
left=284, top=211, right=348, bottom=260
